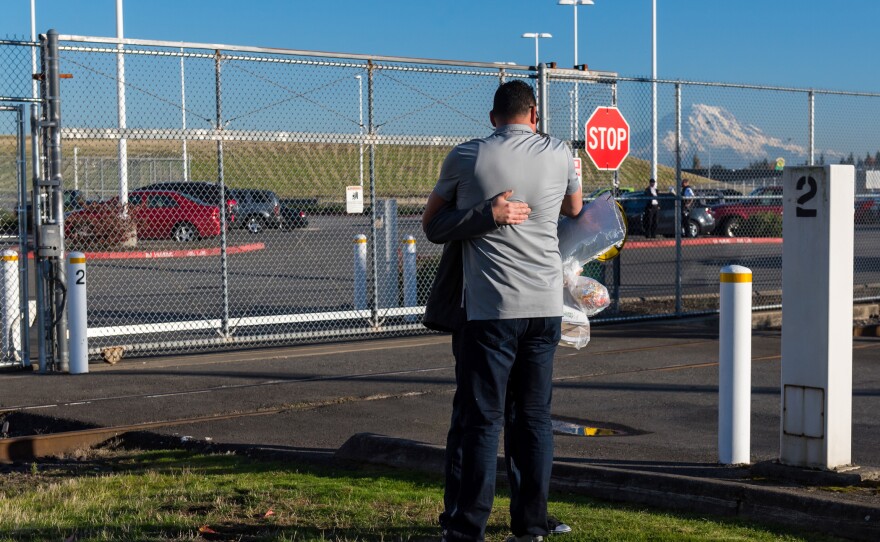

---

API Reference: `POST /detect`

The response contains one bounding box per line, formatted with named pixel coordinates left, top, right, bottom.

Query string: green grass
left=0, top=136, right=725, bottom=203
left=0, top=448, right=845, bottom=542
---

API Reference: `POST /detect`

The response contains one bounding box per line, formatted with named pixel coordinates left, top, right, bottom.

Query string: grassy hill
left=0, top=136, right=723, bottom=203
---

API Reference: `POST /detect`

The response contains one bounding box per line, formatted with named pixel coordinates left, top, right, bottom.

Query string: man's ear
left=530, top=105, right=538, bottom=125
left=489, top=110, right=497, bottom=127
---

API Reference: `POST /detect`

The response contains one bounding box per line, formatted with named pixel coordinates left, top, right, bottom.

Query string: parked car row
left=613, top=185, right=879, bottom=238
left=63, top=182, right=309, bottom=244
left=618, top=193, right=716, bottom=238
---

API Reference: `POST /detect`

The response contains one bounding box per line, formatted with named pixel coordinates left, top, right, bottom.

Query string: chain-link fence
left=1, top=34, right=878, bottom=358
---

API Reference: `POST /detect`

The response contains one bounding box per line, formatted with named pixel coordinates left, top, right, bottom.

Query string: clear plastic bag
left=556, top=194, right=622, bottom=350
left=558, top=193, right=627, bottom=268
left=565, top=276, right=610, bottom=317
left=559, top=277, right=609, bottom=350
left=560, top=319, right=591, bottom=349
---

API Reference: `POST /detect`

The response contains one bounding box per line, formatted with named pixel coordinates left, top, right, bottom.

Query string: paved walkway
left=1, top=316, right=879, bottom=539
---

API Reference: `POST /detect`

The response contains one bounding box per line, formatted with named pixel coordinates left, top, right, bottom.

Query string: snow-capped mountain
left=633, top=103, right=841, bottom=169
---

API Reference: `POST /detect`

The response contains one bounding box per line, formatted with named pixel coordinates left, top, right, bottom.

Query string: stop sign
left=584, top=107, right=630, bottom=171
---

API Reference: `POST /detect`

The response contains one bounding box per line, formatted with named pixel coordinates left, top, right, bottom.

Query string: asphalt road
left=3, top=318, right=879, bottom=470
left=80, top=217, right=880, bottom=328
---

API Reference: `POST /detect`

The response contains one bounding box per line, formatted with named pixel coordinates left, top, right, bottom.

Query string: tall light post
left=651, top=0, right=658, bottom=182
left=355, top=74, right=364, bottom=187
left=558, top=0, right=594, bottom=144
left=521, top=32, right=552, bottom=67
left=116, top=0, right=128, bottom=205
left=30, top=0, right=37, bottom=98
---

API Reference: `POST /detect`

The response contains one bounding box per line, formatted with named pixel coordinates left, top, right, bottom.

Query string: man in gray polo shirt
left=423, top=80, right=582, bottom=542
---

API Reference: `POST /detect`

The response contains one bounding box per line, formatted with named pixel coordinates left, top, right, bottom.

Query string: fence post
left=674, top=83, right=683, bottom=315
left=610, top=82, right=621, bottom=313
left=215, top=49, right=230, bottom=338
left=367, top=60, right=380, bottom=326
left=537, top=63, right=549, bottom=134
left=29, top=104, right=47, bottom=373
left=719, top=265, right=752, bottom=465
left=354, top=234, right=367, bottom=311
left=45, top=29, right=70, bottom=372
left=16, top=105, right=30, bottom=367
left=808, top=90, right=815, bottom=166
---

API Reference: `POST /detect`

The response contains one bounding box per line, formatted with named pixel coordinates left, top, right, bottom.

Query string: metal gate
left=1, top=31, right=878, bottom=362
left=0, top=104, right=30, bottom=368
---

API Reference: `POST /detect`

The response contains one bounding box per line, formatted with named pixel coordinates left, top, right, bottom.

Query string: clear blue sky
left=2, top=0, right=877, bottom=93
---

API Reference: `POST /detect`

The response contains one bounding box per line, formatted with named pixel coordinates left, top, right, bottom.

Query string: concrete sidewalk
left=1, top=316, right=879, bottom=540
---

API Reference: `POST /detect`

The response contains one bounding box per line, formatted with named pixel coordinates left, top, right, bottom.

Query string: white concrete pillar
left=780, top=165, right=854, bottom=469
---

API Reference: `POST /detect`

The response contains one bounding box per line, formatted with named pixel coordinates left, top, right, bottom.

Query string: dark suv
left=229, top=189, right=282, bottom=233
left=141, top=182, right=238, bottom=226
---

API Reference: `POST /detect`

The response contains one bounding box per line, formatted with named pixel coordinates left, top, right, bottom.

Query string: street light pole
left=651, top=0, right=658, bottom=182
left=355, top=74, right=364, bottom=187
left=521, top=32, right=552, bottom=67
left=116, top=0, right=128, bottom=205
left=558, top=0, right=594, bottom=144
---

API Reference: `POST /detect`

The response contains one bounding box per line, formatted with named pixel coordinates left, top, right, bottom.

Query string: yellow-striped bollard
left=67, top=252, right=88, bottom=374
left=354, top=234, right=367, bottom=310
left=1, top=250, right=20, bottom=362
left=719, top=265, right=752, bottom=465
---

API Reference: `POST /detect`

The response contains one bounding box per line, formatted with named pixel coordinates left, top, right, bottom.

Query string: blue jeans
left=444, top=317, right=561, bottom=541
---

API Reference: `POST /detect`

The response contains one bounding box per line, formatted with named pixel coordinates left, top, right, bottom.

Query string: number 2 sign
left=795, top=175, right=818, bottom=217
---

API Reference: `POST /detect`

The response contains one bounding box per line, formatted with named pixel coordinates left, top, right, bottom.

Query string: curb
left=626, top=237, right=783, bottom=249
left=335, top=433, right=880, bottom=542
left=17, top=242, right=266, bottom=261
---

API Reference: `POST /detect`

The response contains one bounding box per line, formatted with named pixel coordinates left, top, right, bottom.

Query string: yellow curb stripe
left=720, top=272, right=752, bottom=283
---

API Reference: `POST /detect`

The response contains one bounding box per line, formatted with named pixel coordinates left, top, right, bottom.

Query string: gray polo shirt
left=433, top=124, right=580, bottom=320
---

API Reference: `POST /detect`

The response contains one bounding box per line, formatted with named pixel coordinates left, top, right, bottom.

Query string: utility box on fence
left=780, top=165, right=854, bottom=470
left=375, top=199, right=399, bottom=309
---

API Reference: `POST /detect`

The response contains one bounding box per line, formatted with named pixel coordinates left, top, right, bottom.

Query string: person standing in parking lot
left=422, top=80, right=583, bottom=542
left=681, top=178, right=696, bottom=230
left=642, top=178, right=660, bottom=238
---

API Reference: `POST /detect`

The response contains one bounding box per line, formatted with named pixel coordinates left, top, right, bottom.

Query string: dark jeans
left=444, top=317, right=561, bottom=541
left=643, top=205, right=659, bottom=237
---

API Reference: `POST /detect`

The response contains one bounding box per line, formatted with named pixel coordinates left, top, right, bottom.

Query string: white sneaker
left=548, top=515, right=572, bottom=534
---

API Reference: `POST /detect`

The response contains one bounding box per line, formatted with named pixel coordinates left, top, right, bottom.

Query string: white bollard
left=353, top=234, right=367, bottom=311
left=1, top=250, right=20, bottom=362
left=402, top=236, right=417, bottom=320
left=719, top=264, right=752, bottom=465
left=67, top=252, right=89, bottom=374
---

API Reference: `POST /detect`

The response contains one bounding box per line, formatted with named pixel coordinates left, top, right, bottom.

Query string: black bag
left=421, top=199, right=496, bottom=332
left=422, top=241, right=465, bottom=332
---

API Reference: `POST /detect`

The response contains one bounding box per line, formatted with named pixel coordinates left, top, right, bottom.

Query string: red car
left=66, top=190, right=222, bottom=244
left=710, top=186, right=783, bottom=237
left=855, top=196, right=880, bottom=224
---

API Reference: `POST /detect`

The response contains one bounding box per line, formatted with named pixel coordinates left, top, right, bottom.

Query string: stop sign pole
left=584, top=106, right=630, bottom=171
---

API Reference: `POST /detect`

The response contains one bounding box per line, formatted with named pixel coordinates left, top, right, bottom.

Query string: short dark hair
left=492, top=80, right=536, bottom=119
